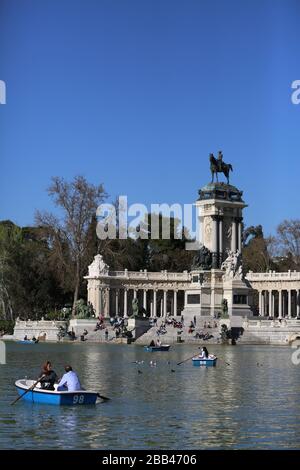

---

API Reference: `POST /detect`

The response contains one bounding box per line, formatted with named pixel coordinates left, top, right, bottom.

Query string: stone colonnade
left=246, top=271, right=300, bottom=319
left=258, top=289, right=300, bottom=318
left=89, top=284, right=186, bottom=318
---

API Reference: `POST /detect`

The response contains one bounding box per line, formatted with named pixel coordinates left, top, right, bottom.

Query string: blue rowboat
left=15, top=379, right=99, bottom=406
left=144, top=344, right=170, bottom=352
left=17, top=340, right=38, bottom=344
left=192, top=356, right=217, bottom=367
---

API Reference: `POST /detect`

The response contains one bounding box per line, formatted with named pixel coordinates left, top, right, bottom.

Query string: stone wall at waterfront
left=68, top=317, right=151, bottom=341
left=238, top=319, right=300, bottom=345
left=13, top=320, right=67, bottom=341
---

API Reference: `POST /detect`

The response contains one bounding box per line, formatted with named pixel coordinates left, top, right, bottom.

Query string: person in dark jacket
left=39, top=361, right=58, bottom=390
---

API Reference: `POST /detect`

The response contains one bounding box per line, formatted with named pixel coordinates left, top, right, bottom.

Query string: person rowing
left=198, top=346, right=216, bottom=360
left=57, top=365, right=82, bottom=392
left=39, top=361, right=58, bottom=390
left=199, top=347, right=209, bottom=359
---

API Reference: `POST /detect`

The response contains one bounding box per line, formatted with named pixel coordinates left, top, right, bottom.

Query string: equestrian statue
left=209, top=151, right=233, bottom=185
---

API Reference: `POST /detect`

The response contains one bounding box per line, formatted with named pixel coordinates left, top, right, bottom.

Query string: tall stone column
left=278, top=290, right=282, bottom=319
left=98, top=287, right=103, bottom=316
left=268, top=290, right=272, bottom=317
left=261, top=291, right=265, bottom=316
left=133, top=289, right=137, bottom=299
left=211, top=216, right=218, bottom=268
left=143, top=289, right=147, bottom=310
left=231, top=219, right=237, bottom=252
left=153, top=290, right=157, bottom=317
left=218, top=217, right=223, bottom=265
left=123, top=289, right=128, bottom=318
left=237, top=217, right=243, bottom=252
left=163, top=290, right=167, bottom=317
left=173, top=290, right=177, bottom=316
left=297, top=290, right=300, bottom=318
left=288, top=290, right=292, bottom=319
left=258, top=291, right=262, bottom=316
left=115, top=289, right=119, bottom=316
left=105, top=288, right=110, bottom=317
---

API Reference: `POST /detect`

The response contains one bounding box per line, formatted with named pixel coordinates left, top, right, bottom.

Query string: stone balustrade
left=246, top=270, right=300, bottom=281
left=88, top=269, right=191, bottom=281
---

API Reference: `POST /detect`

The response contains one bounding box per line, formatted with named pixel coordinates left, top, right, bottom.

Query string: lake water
left=0, top=342, right=299, bottom=449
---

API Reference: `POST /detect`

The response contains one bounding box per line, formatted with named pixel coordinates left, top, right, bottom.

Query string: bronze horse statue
left=209, top=153, right=233, bottom=185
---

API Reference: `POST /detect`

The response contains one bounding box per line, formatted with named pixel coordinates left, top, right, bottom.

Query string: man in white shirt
left=57, top=365, right=82, bottom=391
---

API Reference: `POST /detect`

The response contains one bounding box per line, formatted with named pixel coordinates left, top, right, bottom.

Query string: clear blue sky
left=0, top=0, right=299, bottom=236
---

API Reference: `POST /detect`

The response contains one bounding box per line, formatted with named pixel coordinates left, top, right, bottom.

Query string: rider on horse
left=209, top=151, right=233, bottom=185
left=217, top=151, right=223, bottom=171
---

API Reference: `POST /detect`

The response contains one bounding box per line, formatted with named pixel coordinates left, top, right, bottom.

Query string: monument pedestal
left=183, top=176, right=254, bottom=323
left=223, top=278, right=253, bottom=318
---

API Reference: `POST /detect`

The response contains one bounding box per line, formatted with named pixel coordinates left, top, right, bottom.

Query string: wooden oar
left=97, top=393, right=110, bottom=401
left=217, top=357, right=230, bottom=366
left=177, top=353, right=199, bottom=365
left=10, top=375, right=44, bottom=406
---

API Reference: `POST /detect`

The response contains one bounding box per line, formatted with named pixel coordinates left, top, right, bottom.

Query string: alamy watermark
left=291, top=80, right=300, bottom=105
left=291, top=339, right=300, bottom=365
left=0, top=341, right=6, bottom=364
left=0, top=80, right=6, bottom=104
left=96, top=195, right=201, bottom=251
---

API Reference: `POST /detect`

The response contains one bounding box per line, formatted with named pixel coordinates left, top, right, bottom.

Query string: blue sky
left=0, top=0, right=299, bottom=236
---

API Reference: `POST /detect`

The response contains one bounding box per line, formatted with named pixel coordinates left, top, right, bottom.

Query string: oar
left=97, top=393, right=110, bottom=401
left=177, top=352, right=199, bottom=365
left=10, top=375, right=44, bottom=406
left=217, top=357, right=230, bottom=366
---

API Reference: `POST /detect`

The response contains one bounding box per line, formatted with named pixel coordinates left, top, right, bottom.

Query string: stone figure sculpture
left=221, top=249, right=243, bottom=280
left=192, top=246, right=212, bottom=270
left=88, top=254, right=109, bottom=277
left=131, top=297, right=139, bottom=317
left=129, top=297, right=148, bottom=318
left=209, top=152, right=233, bottom=184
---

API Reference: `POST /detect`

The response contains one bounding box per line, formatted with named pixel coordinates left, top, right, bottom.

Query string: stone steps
left=69, top=322, right=118, bottom=343
left=135, top=321, right=222, bottom=345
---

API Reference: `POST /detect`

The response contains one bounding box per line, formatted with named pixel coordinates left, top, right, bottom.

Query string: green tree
left=242, top=225, right=274, bottom=272
left=35, top=176, right=107, bottom=314
left=0, top=221, right=67, bottom=320
left=276, top=219, right=300, bottom=269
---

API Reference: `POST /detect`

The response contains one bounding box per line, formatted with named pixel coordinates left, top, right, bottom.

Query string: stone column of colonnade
left=278, top=290, right=282, bottom=319
left=230, top=217, right=243, bottom=253
left=89, top=285, right=107, bottom=317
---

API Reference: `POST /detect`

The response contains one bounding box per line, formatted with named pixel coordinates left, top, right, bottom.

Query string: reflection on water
left=0, top=342, right=300, bottom=449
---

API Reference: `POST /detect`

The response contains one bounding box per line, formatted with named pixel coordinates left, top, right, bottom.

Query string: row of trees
left=0, top=175, right=299, bottom=321
left=242, top=221, right=300, bottom=273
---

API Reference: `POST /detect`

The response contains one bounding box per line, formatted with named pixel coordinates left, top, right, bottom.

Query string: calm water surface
left=0, top=342, right=299, bottom=449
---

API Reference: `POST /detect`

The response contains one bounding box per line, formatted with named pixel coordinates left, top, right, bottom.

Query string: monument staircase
left=135, top=318, right=222, bottom=345
left=64, top=321, right=119, bottom=343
